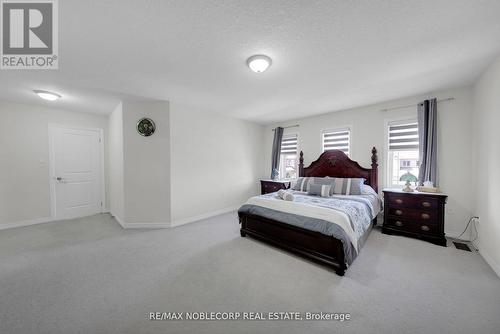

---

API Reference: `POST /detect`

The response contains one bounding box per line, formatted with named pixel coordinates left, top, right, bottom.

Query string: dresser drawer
left=263, top=183, right=282, bottom=193
left=386, top=194, right=439, bottom=210
left=387, top=207, right=438, bottom=223
left=260, top=180, right=290, bottom=195
left=385, top=218, right=439, bottom=235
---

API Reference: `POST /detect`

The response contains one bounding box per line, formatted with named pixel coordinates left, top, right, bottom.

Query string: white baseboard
left=0, top=216, right=54, bottom=230
left=170, top=206, right=239, bottom=228
left=467, top=236, right=500, bottom=278
left=110, top=213, right=126, bottom=229
left=110, top=212, right=169, bottom=229
left=2, top=206, right=239, bottom=231
left=1, top=212, right=113, bottom=231
left=478, top=246, right=500, bottom=278
left=120, top=222, right=170, bottom=229
left=445, top=229, right=466, bottom=240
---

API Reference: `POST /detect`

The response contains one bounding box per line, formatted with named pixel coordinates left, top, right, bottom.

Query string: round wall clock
left=137, top=118, right=156, bottom=137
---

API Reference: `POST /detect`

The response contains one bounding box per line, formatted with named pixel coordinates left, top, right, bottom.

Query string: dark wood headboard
left=299, top=147, right=379, bottom=193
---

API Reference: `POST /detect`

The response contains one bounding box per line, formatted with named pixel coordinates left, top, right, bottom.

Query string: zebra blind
left=281, top=134, right=298, bottom=155
left=322, top=128, right=350, bottom=154
left=388, top=122, right=419, bottom=150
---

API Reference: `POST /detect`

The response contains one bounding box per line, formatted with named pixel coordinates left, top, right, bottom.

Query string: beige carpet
left=0, top=213, right=499, bottom=334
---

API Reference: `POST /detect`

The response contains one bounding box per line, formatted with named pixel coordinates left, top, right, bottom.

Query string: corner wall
left=109, top=100, right=265, bottom=228
left=108, top=102, right=124, bottom=222
left=122, top=101, right=171, bottom=226
left=472, top=55, right=500, bottom=276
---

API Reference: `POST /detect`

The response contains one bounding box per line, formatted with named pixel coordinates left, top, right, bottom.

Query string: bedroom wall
left=0, top=101, right=109, bottom=227
left=472, top=55, right=500, bottom=276
left=263, top=87, right=475, bottom=237
left=169, top=103, right=265, bottom=226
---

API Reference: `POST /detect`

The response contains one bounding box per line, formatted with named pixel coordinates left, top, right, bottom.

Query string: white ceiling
left=2, top=0, right=500, bottom=124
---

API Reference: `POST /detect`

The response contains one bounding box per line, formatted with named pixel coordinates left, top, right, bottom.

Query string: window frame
left=279, top=132, right=299, bottom=180
left=385, top=118, right=420, bottom=188
left=321, top=126, right=352, bottom=156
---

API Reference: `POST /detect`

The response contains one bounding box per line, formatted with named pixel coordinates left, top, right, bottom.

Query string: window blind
left=281, top=134, right=298, bottom=154
left=322, top=129, right=350, bottom=154
left=389, top=122, right=419, bottom=150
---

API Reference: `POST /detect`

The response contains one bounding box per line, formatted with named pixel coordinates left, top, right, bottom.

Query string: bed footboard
left=239, top=212, right=347, bottom=276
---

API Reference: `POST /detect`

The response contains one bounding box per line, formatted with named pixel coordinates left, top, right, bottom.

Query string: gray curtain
left=271, top=127, right=284, bottom=179
left=418, top=98, right=438, bottom=186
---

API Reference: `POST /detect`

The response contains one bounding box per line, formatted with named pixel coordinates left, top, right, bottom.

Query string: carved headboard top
left=299, top=147, right=379, bottom=193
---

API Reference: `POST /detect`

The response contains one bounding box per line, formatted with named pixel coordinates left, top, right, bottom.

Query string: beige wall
left=263, top=86, right=475, bottom=236
left=473, top=55, right=500, bottom=276
left=122, top=101, right=171, bottom=225
left=0, top=101, right=109, bottom=226
left=169, top=103, right=265, bottom=225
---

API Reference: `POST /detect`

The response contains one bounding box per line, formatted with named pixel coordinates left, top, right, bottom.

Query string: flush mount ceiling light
left=33, top=90, right=61, bottom=101
left=247, top=55, right=272, bottom=73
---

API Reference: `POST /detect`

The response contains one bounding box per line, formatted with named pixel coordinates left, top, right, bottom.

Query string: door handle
left=55, top=177, right=66, bottom=183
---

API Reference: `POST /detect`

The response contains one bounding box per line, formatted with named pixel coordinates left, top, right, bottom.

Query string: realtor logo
left=1, top=0, right=58, bottom=69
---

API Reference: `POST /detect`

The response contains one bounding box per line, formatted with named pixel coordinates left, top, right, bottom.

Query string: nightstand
left=382, top=188, right=447, bottom=246
left=260, top=179, right=291, bottom=195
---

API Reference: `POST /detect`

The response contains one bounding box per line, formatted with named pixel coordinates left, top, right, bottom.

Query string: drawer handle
left=422, top=201, right=431, bottom=207
left=395, top=198, right=403, bottom=204
left=395, top=210, right=403, bottom=215
left=421, top=213, right=430, bottom=219
left=395, top=221, right=403, bottom=227
left=421, top=225, right=430, bottom=231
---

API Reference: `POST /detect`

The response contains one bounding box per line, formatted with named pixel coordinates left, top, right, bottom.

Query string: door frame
left=48, top=123, right=105, bottom=220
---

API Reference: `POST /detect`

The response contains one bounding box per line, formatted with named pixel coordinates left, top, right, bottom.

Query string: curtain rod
left=271, top=124, right=299, bottom=131
left=380, top=97, right=455, bottom=112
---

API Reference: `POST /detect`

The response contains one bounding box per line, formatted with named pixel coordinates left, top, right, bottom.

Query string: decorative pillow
left=311, top=177, right=336, bottom=196
left=308, top=183, right=331, bottom=197
left=292, top=177, right=313, bottom=192
left=332, top=178, right=364, bottom=195
left=277, top=189, right=295, bottom=201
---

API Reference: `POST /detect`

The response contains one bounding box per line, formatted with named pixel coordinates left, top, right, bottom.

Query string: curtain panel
left=417, top=98, right=438, bottom=186
left=271, top=127, right=284, bottom=179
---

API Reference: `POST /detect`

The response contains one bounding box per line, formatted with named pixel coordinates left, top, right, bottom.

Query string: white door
left=50, top=125, right=103, bottom=220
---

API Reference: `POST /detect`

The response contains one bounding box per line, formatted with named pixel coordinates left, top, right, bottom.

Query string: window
left=387, top=121, right=420, bottom=187
left=322, top=128, right=350, bottom=155
left=279, top=134, right=298, bottom=179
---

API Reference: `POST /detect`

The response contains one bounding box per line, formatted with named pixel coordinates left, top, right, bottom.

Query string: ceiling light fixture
left=34, top=90, right=61, bottom=101
left=247, top=55, right=272, bottom=73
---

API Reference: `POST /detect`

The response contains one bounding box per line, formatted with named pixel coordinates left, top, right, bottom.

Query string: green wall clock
left=137, top=118, right=156, bottom=137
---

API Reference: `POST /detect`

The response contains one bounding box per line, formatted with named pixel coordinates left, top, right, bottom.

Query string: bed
left=238, top=148, right=380, bottom=276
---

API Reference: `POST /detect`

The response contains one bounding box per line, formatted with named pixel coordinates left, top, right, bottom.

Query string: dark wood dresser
left=260, top=179, right=291, bottom=195
left=382, top=189, right=447, bottom=246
